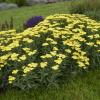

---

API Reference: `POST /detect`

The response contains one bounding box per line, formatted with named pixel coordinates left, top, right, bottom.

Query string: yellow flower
left=12, top=69, right=18, bottom=74
left=53, top=47, right=58, bottom=51
left=65, top=49, right=71, bottom=53
left=72, top=56, right=78, bottom=59
left=85, top=61, right=89, bottom=65
left=53, top=34, right=60, bottom=38
left=50, top=51, right=57, bottom=56
left=77, top=61, right=85, bottom=67
left=8, top=76, right=16, bottom=84
left=34, top=34, right=40, bottom=37
left=86, top=42, right=94, bottom=46
left=23, top=47, right=30, bottom=51
left=62, top=35, right=66, bottom=39
left=22, top=74, right=27, bottom=77
left=94, top=34, right=100, bottom=38
left=19, top=55, right=26, bottom=61
left=42, top=43, right=49, bottom=46
left=51, top=41, right=57, bottom=45
left=54, top=58, right=62, bottom=64
left=23, top=67, right=32, bottom=74
left=28, top=52, right=34, bottom=56
left=88, top=35, right=94, bottom=39
left=46, top=38, right=53, bottom=41
left=57, top=54, right=66, bottom=59
left=23, top=38, right=33, bottom=43
left=0, top=65, right=4, bottom=69
left=28, top=63, right=38, bottom=68
left=40, top=62, right=47, bottom=68
left=45, top=54, right=52, bottom=58
left=96, top=40, right=100, bottom=45
left=81, top=51, right=86, bottom=55
left=52, top=65, right=59, bottom=70
left=41, top=55, right=46, bottom=59
left=11, top=53, right=19, bottom=61
left=28, top=50, right=37, bottom=56
left=4, top=47, right=11, bottom=51
left=97, top=50, right=100, bottom=52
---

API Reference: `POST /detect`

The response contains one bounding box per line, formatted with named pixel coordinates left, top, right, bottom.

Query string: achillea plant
left=0, top=14, right=100, bottom=90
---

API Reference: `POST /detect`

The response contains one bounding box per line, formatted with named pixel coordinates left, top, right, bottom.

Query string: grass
left=0, top=1, right=100, bottom=100
left=69, top=0, right=100, bottom=20
left=0, top=2, right=70, bottom=31
left=1, top=70, right=100, bottom=100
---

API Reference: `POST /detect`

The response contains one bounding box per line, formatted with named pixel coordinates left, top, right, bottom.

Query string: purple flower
left=24, top=16, right=44, bottom=28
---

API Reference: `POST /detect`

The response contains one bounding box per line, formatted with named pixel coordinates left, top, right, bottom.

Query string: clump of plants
left=69, top=0, right=100, bottom=20
left=0, top=17, right=14, bottom=31
left=0, top=14, right=100, bottom=90
left=5, top=0, right=27, bottom=7
left=23, top=16, right=44, bottom=29
left=0, top=0, right=5, bottom=2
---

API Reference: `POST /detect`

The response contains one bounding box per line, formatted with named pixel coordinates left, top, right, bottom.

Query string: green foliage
left=70, top=0, right=100, bottom=14
left=0, top=0, right=5, bottom=2
left=0, top=17, right=14, bottom=31
left=5, top=0, right=27, bottom=7
left=85, top=11, right=100, bottom=21
left=0, top=14, right=100, bottom=90
left=69, top=0, right=100, bottom=21
left=1, top=70, right=100, bottom=100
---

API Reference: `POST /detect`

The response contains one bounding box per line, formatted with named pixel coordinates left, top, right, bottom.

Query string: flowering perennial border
left=0, top=14, right=100, bottom=89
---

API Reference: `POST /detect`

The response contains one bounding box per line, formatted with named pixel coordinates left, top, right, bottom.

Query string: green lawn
left=1, top=70, right=100, bottom=100
left=0, top=2, right=69, bottom=31
left=0, top=1, right=100, bottom=100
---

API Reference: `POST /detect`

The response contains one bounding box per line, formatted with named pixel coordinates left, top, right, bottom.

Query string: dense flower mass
left=0, top=14, right=100, bottom=89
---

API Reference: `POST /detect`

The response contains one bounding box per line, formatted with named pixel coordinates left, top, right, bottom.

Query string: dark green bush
left=0, top=0, right=3, bottom=2
left=5, top=0, right=27, bottom=7
left=69, top=0, right=100, bottom=14
left=0, top=0, right=5, bottom=2
left=69, top=0, right=100, bottom=21
left=85, top=11, right=100, bottom=21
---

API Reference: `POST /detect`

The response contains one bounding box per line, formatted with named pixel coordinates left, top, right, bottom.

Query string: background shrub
left=0, top=0, right=6, bottom=2
left=70, top=0, right=100, bottom=13
left=69, top=0, right=100, bottom=20
left=85, top=11, right=100, bottom=21
left=5, top=0, right=27, bottom=7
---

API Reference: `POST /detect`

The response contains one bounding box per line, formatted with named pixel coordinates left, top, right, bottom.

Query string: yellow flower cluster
left=0, top=14, right=100, bottom=84
left=23, top=62, right=38, bottom=74
left=8, top=76, right=16, bottom=84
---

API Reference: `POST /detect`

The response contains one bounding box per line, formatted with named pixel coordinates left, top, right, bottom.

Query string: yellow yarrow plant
left=0, top=14, right=100, bottom=89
